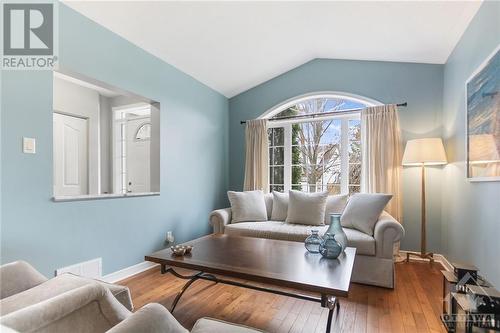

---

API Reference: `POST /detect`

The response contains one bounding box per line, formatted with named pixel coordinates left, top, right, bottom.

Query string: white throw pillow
left=324, top=194, right=349, bottom=224
left=227, top=190, right=268, bottom=223
left=286, top=190, right=328, bottom=225
left=341, top=193, right=392, bottom=235
left=271, top=191, right=288, bottom=221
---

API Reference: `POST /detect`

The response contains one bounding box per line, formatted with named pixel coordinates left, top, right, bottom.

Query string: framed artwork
left=466, top=45, right=500, bottom=181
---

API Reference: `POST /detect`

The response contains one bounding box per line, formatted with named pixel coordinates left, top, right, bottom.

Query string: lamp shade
left=402, top=138, right=447, bottom=166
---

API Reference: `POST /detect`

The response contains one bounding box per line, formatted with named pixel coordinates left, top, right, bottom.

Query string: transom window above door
left=266, top=95, right=374, bottom=195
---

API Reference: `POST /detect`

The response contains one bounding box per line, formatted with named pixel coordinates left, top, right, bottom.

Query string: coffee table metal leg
left=160, top=267, right=205, bottom=312
left=161, top=265, right=343, bottom=331
left=171, top=274, right=201, bottom=312
left=326, top=308, right=334, bottom=333
left=321, top=295, right=338, bottom=333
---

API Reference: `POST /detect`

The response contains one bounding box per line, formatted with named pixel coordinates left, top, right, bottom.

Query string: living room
left=0, top=1, right=499, bottom=332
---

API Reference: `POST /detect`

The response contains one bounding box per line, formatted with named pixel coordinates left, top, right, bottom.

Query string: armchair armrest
left=373, top=212, right=405, bottom=258
left=0, top=283, right=129, bottom=332
left=0, top=261, right=48, bottom=299
left=106, top=303, right=188, bottom=333
left=209, top=208, right=232, bottom=234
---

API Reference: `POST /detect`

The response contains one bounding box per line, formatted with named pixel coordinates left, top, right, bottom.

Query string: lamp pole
left=406, top=163, right=434, bottom=263
left=402, top=138, right=446, bottom=264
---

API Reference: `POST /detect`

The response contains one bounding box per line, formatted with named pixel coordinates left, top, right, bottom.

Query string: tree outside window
left=267, top=97, right=366, bottom=194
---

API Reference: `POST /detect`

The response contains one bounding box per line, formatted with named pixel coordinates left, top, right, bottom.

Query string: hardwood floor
left=119, top=261, right=446, bottom=333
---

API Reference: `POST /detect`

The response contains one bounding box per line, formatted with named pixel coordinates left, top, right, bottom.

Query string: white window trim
left=264, top=92, right=381, bottom=194
left=269, top=114, right=360, bottom=194
left=259, top=91, right=381, bottom=120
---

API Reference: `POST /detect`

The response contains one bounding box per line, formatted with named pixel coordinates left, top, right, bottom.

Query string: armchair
left=0, top=261, right=48, bottom=300
left=0, top=261, right=263, bottom=333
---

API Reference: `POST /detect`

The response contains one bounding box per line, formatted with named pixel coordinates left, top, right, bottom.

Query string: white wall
left=99, top=95, right=112, bottom=193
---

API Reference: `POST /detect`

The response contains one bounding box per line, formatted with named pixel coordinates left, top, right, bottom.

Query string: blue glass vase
left=319, top=214, right=347, bottom=259
left=304, top=230, right=323, bottom=253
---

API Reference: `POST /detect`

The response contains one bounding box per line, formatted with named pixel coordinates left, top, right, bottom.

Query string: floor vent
left=55, top=258, right=102, bottom=279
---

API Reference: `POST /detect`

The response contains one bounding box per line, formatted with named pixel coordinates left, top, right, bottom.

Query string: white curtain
left=361, top=105, right=403, bottom=222
left=244, top=119, right=269, bottom=193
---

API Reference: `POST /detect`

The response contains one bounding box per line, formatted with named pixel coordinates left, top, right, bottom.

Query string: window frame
left=261, top=92, right=381, bottom=194
left=268, top=112, right=361, bottom=194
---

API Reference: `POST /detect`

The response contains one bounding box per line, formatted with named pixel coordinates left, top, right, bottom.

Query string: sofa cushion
left=341, top=193, right=392, bottom=235
left=228, top=190, right=268, bottom=223
left=224, top=222, right=375, bottom=256
left=343, top=228, right=376, bottom=256
left=0, top=273, right=133, bottom=316
left=286, top=190, right=328, bottom=225
left=192, top=317, right=264, bottom=333
left=324, top=194, right=349, bottom=224
left=264, top=193, right=273, bottom=220
left=270, top=191, right=288, bottom=221
left=270, top=193, right=348, bottom=223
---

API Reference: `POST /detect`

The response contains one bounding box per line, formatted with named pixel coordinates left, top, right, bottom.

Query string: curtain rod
left=240, top=102, right=407, bottom=124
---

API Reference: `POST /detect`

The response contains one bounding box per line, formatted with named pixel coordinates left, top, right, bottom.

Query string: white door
left=53, top=113, right=88, bottom=196
left=125, top=118, right=151, bottom=193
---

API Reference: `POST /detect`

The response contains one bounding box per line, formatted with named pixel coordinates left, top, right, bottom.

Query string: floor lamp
left=402, top=138, right=447, bottom=263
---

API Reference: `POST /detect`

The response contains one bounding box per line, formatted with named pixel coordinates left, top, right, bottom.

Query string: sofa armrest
left=209, top=208, right=232, bottom=234
left=106, top=303, right=188, bottom=333
left=373, top=212, right=405, bottom=259
left=0, top=282, right=130, bottom=332
left=0, top=261, right=48, bottom=300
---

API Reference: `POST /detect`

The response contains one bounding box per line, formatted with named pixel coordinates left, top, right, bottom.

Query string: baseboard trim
left=399, top=250, right=453, bottom=271
left=102, top=261, right=159, bottom=283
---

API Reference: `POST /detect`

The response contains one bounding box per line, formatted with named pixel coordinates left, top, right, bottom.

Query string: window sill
left=52, top=192, right=160, bottom=202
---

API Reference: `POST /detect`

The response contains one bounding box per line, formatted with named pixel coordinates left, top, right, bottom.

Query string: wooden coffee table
left=145, top=234, right=356, bottom=333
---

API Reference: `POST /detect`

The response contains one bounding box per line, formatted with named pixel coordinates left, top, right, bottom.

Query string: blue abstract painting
left=466, top=47, right=500, bottom=181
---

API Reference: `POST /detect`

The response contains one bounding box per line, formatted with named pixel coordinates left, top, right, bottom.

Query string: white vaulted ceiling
left=64, top=1, right=482, bottom=97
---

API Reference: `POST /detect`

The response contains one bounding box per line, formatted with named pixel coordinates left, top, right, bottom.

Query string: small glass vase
left=304, top=230, right=323, bottom=253
left=319, top=213, right=347, bottom=259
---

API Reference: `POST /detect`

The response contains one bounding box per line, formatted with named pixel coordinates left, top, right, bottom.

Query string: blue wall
left=442, top=1, right=500, bottom=287
left=0, top=4, right=228, bottom=277
left=228, top=59, right=445, bottom=253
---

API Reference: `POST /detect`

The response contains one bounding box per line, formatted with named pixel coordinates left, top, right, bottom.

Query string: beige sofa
left=209, top=194, right=405, bottom=288
left=0, top=261, right=262, bottom=333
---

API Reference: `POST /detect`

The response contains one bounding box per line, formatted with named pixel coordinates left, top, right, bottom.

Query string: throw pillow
left=227, top=190, right=268, bottom=223
left=286, top=190, right=328, bottom=225
left=324, top=194, right=349, bottom=224
left=271, top=191, right=288, bottom=221
left=340, top=193, right=392, bottom=235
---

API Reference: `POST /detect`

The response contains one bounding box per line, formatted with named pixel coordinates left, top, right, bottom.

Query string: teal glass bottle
left=319, top=213, right=347, bottom=259
left=304, top=230, right=323, bottom=253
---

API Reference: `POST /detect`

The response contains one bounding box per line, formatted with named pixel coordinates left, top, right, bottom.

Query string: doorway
left=112, top=104, right=152, bottom=194
left=53, top=112, right=89, bottom=196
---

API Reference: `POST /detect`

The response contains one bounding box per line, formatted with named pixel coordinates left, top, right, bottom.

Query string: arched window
left=135, top=122, right=151, bottom=141
left=263, top=92, right=380, bottom=195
